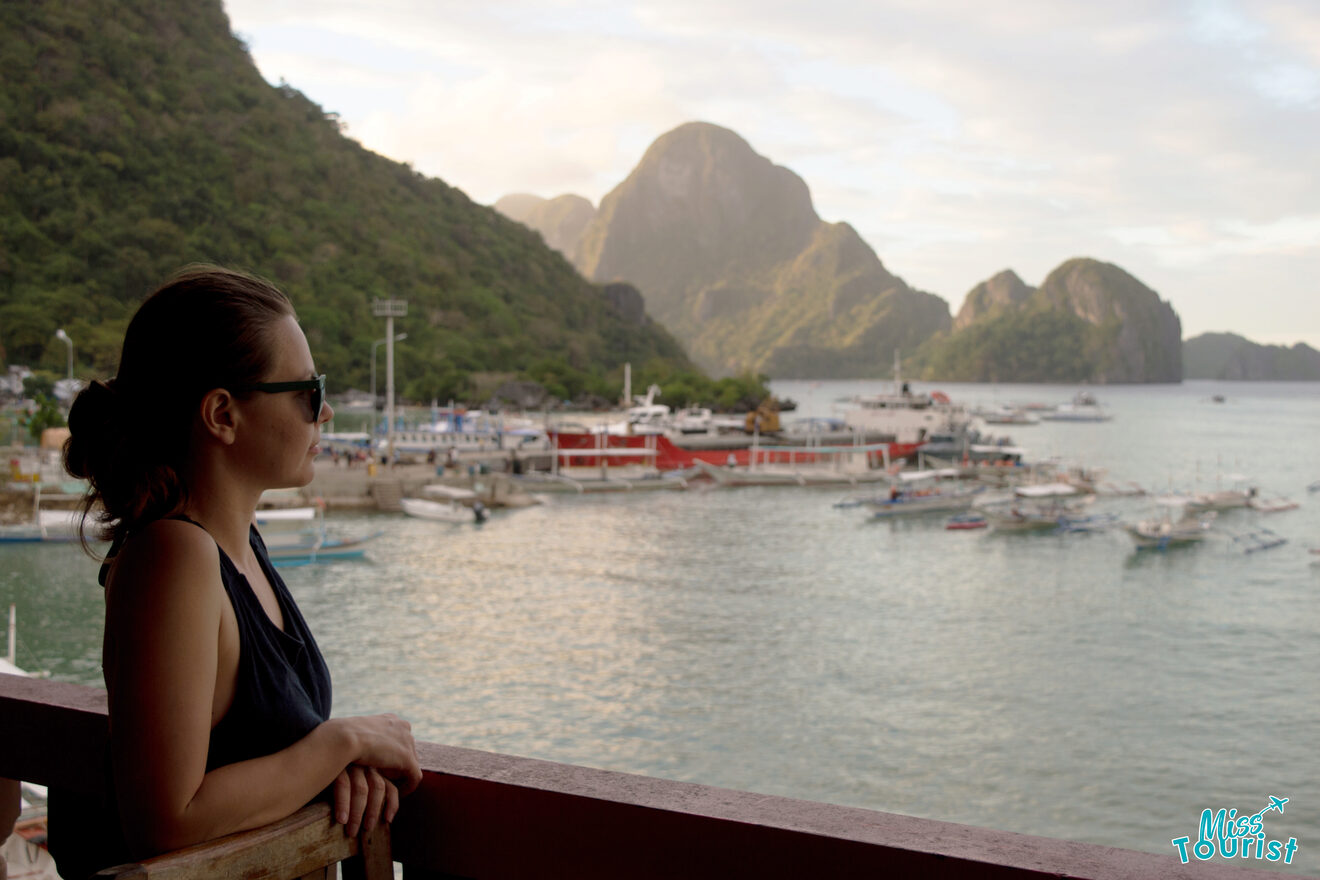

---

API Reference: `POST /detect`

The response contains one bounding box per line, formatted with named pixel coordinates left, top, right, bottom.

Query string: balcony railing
left=0, top=673, right=1294, bottom=879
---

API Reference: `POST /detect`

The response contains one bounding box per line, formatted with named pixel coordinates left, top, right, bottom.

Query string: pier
left=0, top=674, right=1292, bottom=879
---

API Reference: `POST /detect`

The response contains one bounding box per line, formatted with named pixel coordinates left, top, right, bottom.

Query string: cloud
left=221, top=0, right=1320, bottom=347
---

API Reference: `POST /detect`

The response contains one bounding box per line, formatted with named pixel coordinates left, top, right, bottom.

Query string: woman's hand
left=333, top=765, right=397, bottom=837
left=332, top=714, right=422, bottom=795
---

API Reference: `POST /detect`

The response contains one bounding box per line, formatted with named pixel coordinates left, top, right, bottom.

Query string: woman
left=59, top=267, right=421, bottom=877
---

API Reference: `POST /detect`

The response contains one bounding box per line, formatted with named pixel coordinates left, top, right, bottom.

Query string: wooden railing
left=0, top=674, right=1297, bottom=879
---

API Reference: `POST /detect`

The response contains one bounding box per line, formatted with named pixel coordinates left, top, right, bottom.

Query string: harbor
left=2, top=378, right=1317, bottom=873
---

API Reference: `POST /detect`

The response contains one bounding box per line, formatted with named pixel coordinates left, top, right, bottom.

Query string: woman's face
left=234, top=315, right=334, bottom=489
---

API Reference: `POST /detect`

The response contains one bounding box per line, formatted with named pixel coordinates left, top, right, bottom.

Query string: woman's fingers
left=362, top=768, right=387, bottom=835
left=332, top=770, right=351, bottom=825
left=384, top=778, right=400, bottom=824
left=336, top=766, right=402, bottom=837
left=346, top=766, right=369, bottom=838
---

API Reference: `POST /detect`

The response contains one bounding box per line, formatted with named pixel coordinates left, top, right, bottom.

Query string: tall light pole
left=371, top=299, right=408, bottom=463
left=370, top=332, right=407, bottom=418
left=54, top=329, right=72, bottom=379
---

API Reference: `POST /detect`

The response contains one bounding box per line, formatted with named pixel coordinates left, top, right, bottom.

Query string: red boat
left=549, top=431, right=920, bottom=472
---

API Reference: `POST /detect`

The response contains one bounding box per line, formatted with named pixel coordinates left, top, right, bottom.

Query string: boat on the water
left=1249, top=495, right=1298, bottom=514
left=1125, top=506, right=1216, bottom=550
left=840, top=356, right=973, bottom=449
left=974, top=405, right=1039, bottom=426
left=400, top=497, right=488, bottom=523
left=861, top=471, right=985, bottom=518
left=945, top=513, right=988, bottom=530
left=979, top=483, right=1095, bottom=531
left=549, top=431, right=900, bottom=476
left=1185, top=486, right=1256, bottom=512
left=0, top=508, right=85, bottom=544
left=1041, top=391, right=1112, bottom=422
left=256, top=506, right=381, bottom=566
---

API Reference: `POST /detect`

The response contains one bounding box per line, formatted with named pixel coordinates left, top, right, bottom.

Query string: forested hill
left=0, top=0, right=692, bottom=403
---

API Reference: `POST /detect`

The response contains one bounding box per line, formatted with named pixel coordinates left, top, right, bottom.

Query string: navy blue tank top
left=52, top=519, right=332, bottom=878
left=204, top=521, right=333, bottom=768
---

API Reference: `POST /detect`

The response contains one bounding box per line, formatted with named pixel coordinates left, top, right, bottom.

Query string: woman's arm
left=104, top=521, right=418, bottom=856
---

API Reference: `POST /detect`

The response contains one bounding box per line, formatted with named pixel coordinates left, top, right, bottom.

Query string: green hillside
left=0, top=0, right=694, bottom=403
left=1183, top=333, right=1320, bottom=380
left=916, top=258, right=1182, bottom=383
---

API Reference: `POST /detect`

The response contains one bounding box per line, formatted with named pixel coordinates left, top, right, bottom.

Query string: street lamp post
left=371, top=299, right=408, bottom=463
left=370, top=332, right=407, bottom=418
left=54, top=329, right=72, bottom=380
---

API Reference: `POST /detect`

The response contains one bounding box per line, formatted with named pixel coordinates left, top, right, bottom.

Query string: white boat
left=1186, top=487, right=1256, bottom=512
left=974, top=405, right=1039, bottom=426
left=840, top=357, right=972, bottom=447
left=691, top=441, right=896, bottom=488
left=865, top=484, right=985, bottom=518
left=671, top=405, right=714, bottom=434
left=1041, top=392, right=1112, bottom=422
left=1248, top=495, right=1298, bottom=513
left=1126, top=503, right=1216, bottom=550
left=399, top=497, right=488, bottom=523
left=255, top=506, right=382, bottom=564
left=421, top=484, right=479, bottom=502
left=0, top=508, right=88, bottom=544
left=978, top=482, right=1095, bottom=531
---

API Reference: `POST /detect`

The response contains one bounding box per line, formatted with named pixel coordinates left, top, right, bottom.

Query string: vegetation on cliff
left=917, top=258, right=1182, bottom=383
left=532, top=122, right=949, bottom=378
left=1183, top=333, right=1320, bottom=380
left=0, top=0, right=696, bottom=405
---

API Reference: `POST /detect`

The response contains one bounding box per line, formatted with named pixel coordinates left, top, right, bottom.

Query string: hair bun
left=64, top=378, right=124, bottom=479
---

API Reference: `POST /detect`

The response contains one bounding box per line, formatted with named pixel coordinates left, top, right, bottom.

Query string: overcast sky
left=224, top=0, right=1320, bottom=348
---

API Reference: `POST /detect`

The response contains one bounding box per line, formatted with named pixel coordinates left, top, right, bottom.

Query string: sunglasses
left=236, top=374, right=326, bottom=422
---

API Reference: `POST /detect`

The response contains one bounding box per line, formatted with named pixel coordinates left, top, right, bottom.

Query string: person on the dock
left=58, top=267, right=421, bottom=878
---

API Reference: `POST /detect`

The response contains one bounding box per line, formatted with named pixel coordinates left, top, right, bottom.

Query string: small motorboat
left=400, top=497, right=488, bottom=524
left=1126, top=505, right=1216, bottom=550
left=945, top=513, right=987, bottom=530
left=1249, top=496, right=1299, bottom=514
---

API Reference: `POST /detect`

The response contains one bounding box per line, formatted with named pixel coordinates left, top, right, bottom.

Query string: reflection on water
left=4, top=380, right=1318, bottom=873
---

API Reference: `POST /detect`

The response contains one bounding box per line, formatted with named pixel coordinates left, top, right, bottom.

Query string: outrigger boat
left=978, top=483, right=1094, bottom=532
left=945, top=513, right=988, bottom=530
left=859, top=470, right=985, bottom=518
left=1125, top=500, right=1216, bottom=550
left=0, top=509, right=84, bottom=544
left=256, top=506, right=381, bottom=566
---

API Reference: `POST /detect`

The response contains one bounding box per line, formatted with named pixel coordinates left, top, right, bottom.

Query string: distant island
left=1183, top=333, right=1320, bottom=380
left=497, top=125, right=1185, bottom=383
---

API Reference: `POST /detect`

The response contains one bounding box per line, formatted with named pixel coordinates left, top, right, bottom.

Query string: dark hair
left=64, top=266, right=296, bottom=549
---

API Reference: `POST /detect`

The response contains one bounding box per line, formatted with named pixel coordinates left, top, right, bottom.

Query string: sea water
left=3, top=380, right=1318, bottom=873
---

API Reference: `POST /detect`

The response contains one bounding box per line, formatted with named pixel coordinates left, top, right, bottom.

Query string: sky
left=224, top=0, right=1320, bottom=348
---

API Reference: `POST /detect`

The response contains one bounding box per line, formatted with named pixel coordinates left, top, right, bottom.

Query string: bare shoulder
left=106, top=519, right=224, bottom=612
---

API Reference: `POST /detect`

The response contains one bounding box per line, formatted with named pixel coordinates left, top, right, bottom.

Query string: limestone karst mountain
left=953, top=269, right=1035, bottom=331
left=494, top=123, right=1190, bottom=382
left=919, top=258, right=1183, bottom=383
left=493, top=193, right=596, bottom=261
left=562, top=122, right=950, bottom=377
left=1184, top=333, right=1320, bottom=380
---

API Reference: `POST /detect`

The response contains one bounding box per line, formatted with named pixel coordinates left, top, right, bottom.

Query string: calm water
left=4, top=380, right=1318, bottom=873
